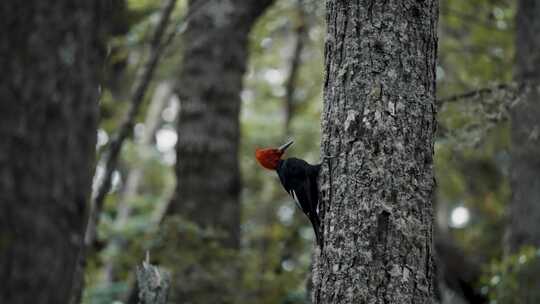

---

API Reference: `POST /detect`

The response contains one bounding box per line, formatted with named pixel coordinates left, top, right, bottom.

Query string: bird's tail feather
left=310, top=216, right=323, bottom=248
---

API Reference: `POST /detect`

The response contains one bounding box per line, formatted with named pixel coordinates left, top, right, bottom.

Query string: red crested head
left=255, top=140, right=294, bottom=170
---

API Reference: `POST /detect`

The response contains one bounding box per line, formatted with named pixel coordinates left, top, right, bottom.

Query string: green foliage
left=482, top=247, right=540, bottom=303
left=439, top=0, right=514, bottom=95
left=84, top=282, right=130, bottom=304
left=436, top=0, right=515, bottom=266
left=147, top=216, right=241, bottom=303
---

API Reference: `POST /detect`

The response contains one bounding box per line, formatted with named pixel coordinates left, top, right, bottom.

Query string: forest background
left=2, top=0, right=538, bottom=303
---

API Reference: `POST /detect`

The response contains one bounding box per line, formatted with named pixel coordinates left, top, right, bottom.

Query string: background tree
left=0, top=1, right=105, bottom=303
left=157, top=0, right=275, bottom=302
left=506, top=0, right=540, bottom=253
left=313, top=1, right=438, bottom=303
left=435, top=0, right=516, bottom=301
left=167, top=0, right=274, bottom=247
left=500, top=0, right=540, bottom=302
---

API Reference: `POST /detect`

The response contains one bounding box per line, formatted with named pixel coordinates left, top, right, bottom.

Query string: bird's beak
left=278, top=139, right=294, bottom=152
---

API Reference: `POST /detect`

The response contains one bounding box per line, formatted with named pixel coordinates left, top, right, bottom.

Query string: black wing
left=277, top=158, right=322, bottom=245
left=276, top=158, right=310, bottom=213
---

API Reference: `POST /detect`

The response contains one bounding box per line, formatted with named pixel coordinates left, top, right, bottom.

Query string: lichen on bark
left=314, top=1, right=438, bottom=303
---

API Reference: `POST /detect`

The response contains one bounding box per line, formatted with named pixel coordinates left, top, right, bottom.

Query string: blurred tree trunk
left=283, top=0, right=307, bottom=136
left=168, top=0, right=274, bottom=248
left=0, top=2, right=104, bottom=304
left=314, top=1, right=438, bottom=303
left=504, top=1, right=540, bottom=302
left=506, top=0, right=540, bottom=252
left=161, top=0, right=274, bottom=302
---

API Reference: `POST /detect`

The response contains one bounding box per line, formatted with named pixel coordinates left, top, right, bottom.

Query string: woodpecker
left=255, top=140, right=322, bottom=247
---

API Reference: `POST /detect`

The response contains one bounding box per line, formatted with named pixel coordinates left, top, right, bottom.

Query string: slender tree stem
left=86, top=0, right=178, bottom=247
left=283, top=0, right=307, bottom=135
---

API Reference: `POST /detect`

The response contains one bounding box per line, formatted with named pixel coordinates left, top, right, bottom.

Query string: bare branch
left=85, top=0, right=178, bottom=248
left=436, top=83, right=515, bottom=105
left=161, top=0, right=213, bottom=49
left=88, top=2, right=215, bottom=238
left=86, top=0, right=216, bottom=254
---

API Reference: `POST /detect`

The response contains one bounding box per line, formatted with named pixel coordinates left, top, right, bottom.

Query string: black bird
left=255, top=140, right=322, bottom=247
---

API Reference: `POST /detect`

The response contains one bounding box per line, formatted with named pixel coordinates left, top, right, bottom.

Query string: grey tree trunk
left=314, top=1, right=438, bottom=303
left=504, top=1, right=540, bottom=302
left=506, top=0, right=540, bottom=252
left=0, top=2, right=104, bottom=303
left=160, top=1, right=274, bottom=302
left=168, top=0, right=274, bottom=247
left=284, top=0, right=307, bottom=136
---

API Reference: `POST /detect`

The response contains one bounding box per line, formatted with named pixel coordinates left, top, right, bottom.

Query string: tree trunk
left=0, top=2, right=104, bottom=303
left=168, top=0, right=274, bottom=247
left=284, top=0, right=307, bottom=136
left=506, top=0, right=540, bottom=252
left=503, top=1, right=540, bottom=302
left=161, top=1, right=274, bottom=302
left=314, top=1, right=438, bottom=303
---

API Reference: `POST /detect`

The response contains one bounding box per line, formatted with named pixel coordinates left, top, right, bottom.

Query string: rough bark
left=506, top=0, right=540, bottom=252
left=168, top=0, right=274, bottom=247
left=314, top=1, right=438, bottom=303
left=0, top=2, right=104, bottom=303
left=136, top=254, right=171, bottom=304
